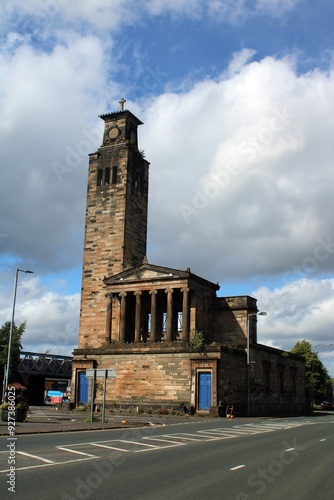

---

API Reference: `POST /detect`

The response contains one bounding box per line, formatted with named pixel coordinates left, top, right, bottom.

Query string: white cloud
left=0, top=34, right=112, bottom=273
left=226, top=48, right=257, bottom=76
left=207, top=0, right=301, bottom=23
left=0, top=0, right=301, bottom=36
left=0, top=275, right=80, bottom=356
left=255, top=0, right=301, bottom=17
left=141, top=54, right=334, bottom=283
left=254, top=278, right=334, bottom=376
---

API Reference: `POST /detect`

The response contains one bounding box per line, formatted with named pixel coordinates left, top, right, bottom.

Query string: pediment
left=103, top=262, right=219, bottom=291
left=104, top=263, right=189, bottom=285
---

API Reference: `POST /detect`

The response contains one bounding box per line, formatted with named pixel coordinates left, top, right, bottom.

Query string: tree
left=290, top=340, right=331, bottom=403
left=0, top=321, right=25, bottom=385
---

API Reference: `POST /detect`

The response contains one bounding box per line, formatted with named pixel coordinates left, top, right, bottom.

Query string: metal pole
left=90, top=369, right=96, bottom=422
left=1, top=364, right=7, bottom=402
left=102, top=370, right=106, bottom=423
left=4, top=269, right=33, bottom=396
left=5, top=269, right=19, bottom=392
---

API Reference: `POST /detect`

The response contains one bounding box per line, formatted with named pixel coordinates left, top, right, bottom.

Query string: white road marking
left=162, top=433, right=209, bottom=441
left=231, top=465, right=246, bottom=471
left=141, top=436, right=186, bottom=449
left=56, top=446, right=99, bottom=458
left=0, top=456, right=97, bottom=473
left=91, top=440, right=158, bottom=450
left=17, top=451, right=55, bottom=464
left=197, top=430, right=240, bottom=439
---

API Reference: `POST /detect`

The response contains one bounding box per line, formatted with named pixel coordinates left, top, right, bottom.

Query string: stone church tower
left=72, top=102, right=306, bottom=417
left=78, top=101, right=149, bottom=348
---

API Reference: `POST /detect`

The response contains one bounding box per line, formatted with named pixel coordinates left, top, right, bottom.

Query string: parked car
left=320, top=401, right=334, bottom=410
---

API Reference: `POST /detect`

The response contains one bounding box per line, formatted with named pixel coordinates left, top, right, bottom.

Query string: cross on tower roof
left=119, top=98, right=126, bottom=111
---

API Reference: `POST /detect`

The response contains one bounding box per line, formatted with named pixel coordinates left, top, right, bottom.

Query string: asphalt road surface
left=0, top=415, right=333, bottom=500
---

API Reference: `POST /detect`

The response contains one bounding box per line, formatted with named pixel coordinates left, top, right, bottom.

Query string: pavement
left=0, top=405, right=196, bottom=436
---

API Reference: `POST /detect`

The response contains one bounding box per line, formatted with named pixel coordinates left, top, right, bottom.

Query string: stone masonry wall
left=93, top=352, right=196, bottom=405
left=250, top=346, right=306, bottom=416
left=212, top=296, right=257, bottom=348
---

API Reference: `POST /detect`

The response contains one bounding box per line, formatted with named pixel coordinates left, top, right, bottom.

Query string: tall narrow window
left=112, top=165, right=117, bottom=184
left=279, top=369, right=284, bottom=396
left=133, top=169, right=140, bottom=190
left=105, top=167, right=110, bottom=185
left=291, top=370, right=296, bottom=400
left=264, top=365, right=270, bottom=394
left=97, top=168, right=103, bottom=186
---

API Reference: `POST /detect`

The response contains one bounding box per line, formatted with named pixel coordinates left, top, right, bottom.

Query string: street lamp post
left=247, top=311, right=267, bottom=417
left=3, top=269, right=34, bottom=396
left=311, top=343, right=334, bottom=409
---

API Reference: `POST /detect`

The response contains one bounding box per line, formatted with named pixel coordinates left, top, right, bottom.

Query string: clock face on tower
left=108, top=126, right=121, bottom=141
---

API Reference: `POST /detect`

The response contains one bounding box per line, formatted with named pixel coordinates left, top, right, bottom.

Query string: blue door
left=198, top=372, right=211, bottom=410
left=78, top=371, right=89, bottom=403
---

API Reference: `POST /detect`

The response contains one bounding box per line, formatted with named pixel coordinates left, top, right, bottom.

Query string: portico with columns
left=103, top=262, right=219, bottom=346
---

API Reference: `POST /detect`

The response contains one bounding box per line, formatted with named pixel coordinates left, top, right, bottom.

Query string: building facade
left=71, top=104, right=306, bottom=416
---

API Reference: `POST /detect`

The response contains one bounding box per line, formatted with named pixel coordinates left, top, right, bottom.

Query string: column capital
left=165, top=288, right=174, bottom=294
left=134, top=291, right=142, bottom=296
left=119, top=291, right=127, bottom=298
left=149, top=289, right=158, bottom=295
left=181, top=287, right=190, bottom=293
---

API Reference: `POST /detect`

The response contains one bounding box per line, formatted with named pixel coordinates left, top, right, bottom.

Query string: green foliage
left=0, top=321, right=25, bottom=383
left=290, top=340, right=331, bottom=402
left=189, top=331, right=205, bottom=352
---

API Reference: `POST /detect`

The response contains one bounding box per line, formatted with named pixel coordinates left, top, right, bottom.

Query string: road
left=0, top=414, right=333, bottom=499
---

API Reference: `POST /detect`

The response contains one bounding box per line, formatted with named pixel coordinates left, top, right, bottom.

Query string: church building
left=71, top=101, right=306, bottom=416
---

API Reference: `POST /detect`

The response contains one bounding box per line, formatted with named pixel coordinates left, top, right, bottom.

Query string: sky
left=1, top=0, right=334, bottom=376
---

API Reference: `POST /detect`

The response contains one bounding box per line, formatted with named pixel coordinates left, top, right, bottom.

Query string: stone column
left=119, top=292, right=127, bottom=343
left=134, top=291, right=142, bottom=342
left=149, top=290, right=157, bottom=342
left=105, top=294, right=112, bottom=342
left=181, top=287, right=190, bottom=341
left=165, top=288, right=173, bottom=341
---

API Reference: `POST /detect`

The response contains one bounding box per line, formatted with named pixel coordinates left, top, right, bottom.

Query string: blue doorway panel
left=78, top=371, right=89, bottom=403
left=198, top=371, right=211, bottom=410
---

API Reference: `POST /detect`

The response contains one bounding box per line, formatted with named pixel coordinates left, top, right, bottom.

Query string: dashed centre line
left=230, top=465, right=246, bottom=471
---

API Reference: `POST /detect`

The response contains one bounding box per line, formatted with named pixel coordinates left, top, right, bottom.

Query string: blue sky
left=1, top=0, right=334, bottom=375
